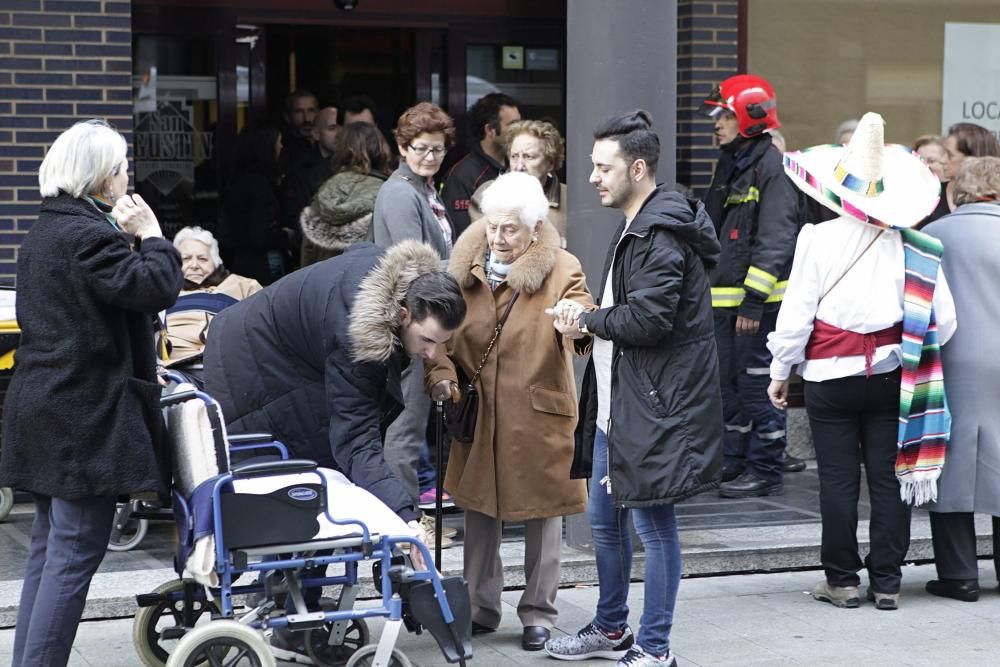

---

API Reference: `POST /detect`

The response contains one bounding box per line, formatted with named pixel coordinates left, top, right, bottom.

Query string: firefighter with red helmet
left=700, top=74, right=801, bottom=498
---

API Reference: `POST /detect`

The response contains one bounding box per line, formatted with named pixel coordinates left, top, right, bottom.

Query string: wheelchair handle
left=160, top=390, right=199, bottom=408
left=230, top=458, right=319, bottom=479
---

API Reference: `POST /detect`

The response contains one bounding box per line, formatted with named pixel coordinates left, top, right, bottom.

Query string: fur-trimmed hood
left=347, top=240, right=442, bottom=363
left=448, top=218, right=560, bottom=294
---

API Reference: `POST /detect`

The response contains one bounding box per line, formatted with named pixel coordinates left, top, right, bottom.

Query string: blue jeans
left=588, top=429, right=680, bottom=656
left=417, top=441, right=436, bottom=495
left=13, top=494, right=117, bottom=667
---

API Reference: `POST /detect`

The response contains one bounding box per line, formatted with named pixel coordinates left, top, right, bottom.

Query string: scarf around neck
left=784, top=154, right=949, bottom=505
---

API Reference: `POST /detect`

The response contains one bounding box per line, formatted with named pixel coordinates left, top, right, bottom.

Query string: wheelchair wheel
left=344, top=645, right=411, bottom=667
left=166, top=620, right=274, bottom=667
left=304, top=617, right=369, bottom=666
left=108, top=502, right=149, bottom=552
left=133, top=579, right=220, bottom=667
left=0, top=486, right=13, bottom=522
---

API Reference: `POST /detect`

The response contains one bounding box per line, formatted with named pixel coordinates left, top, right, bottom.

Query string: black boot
left=719, top=471, right=783, bottom=498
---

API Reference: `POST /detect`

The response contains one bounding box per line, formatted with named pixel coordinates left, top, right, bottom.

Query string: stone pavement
left=2, top=561, right=999, bottom=666
left=2, top=464, right=997, bottom=627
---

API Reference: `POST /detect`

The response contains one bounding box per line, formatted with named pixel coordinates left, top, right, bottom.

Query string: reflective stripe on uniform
left=758, top=430, right=786, bottom=440
left=725, top=423, right=753, bottom=434
left=724, top=186, right=760, bottom=207
left=745, top=367, right=770, bottom=375
left=711, top=280, right=789, bottom=307
left=744, top=265, right=778, bottom=298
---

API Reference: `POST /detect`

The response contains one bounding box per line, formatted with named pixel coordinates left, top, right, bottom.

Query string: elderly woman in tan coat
left=426, top=171, right=591, bottom=651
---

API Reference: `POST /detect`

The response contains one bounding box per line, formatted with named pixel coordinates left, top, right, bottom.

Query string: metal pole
left=433, top=400, right=445, bottom=571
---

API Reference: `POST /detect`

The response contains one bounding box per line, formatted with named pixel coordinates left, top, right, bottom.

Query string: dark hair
left=333, top=122, right=391, bottom=175
left=947, top=122, right=1000, bottom=158
left=468, top=92, right=520, bottom=140
left=593, top=109, right=660, bottom=175
left=284, top=89, right=318, bottom=115
left=405, top=272, right=466, bottom=330
left=233, top=124, right=281, bottom=182
left=343, top=94, right=376, bottom=118
left=394, top=102, right=456, bottom=148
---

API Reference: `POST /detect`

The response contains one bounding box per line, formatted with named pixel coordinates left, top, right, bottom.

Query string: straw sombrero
left=783, top=112, right=939, bottom=229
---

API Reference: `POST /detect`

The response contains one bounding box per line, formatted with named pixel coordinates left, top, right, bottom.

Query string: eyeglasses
left=409, top=144, right=447, bottom=159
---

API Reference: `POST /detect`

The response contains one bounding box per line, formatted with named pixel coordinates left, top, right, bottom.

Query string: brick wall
left=0, top=0, right=133, bottom=282
left=676, top=0, right=741, bottom=197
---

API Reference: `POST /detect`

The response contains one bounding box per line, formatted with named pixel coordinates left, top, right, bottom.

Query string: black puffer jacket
left=204, top=241, right=441, bottom=522
left=572, top=187, right=724, bottom=506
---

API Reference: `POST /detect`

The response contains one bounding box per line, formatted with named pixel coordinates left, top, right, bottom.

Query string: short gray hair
left=952, top=156, right=1000, bottom=207
left=39, top=119, right=128, bottom=199
left=173, top=226, right=222, bottom=269
left=834, top=119, right=859, bottom=144
left=480, top=171, right=549, bottom=228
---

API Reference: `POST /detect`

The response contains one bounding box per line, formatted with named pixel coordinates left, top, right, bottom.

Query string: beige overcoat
left=425, top=218, right=591, bottom=521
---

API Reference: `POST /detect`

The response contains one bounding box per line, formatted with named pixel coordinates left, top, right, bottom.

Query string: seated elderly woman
left=162, top=226, right=262, bottom=386
left=424, top=171, right=593, bottom=651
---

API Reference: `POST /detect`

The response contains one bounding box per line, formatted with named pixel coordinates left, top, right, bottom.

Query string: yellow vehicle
left=0, top=284, right=17, bottom=522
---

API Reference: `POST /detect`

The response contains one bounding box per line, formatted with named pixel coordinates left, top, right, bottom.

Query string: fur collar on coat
left=448, top=218, right=560, bottom=295
left=347, top=240, right=442, bottom=363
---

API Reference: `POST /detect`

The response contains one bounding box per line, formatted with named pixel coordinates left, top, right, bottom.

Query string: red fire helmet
left=700, top=74, right=781, bottom=138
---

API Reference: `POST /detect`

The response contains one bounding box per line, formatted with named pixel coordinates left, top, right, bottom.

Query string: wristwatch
left=577, top=312, right=590, bottom=335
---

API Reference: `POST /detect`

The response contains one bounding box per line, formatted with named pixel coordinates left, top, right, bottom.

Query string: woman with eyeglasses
left=371, top=102, right=457, bottom=541
left=371, top=102, right=455, bottom=258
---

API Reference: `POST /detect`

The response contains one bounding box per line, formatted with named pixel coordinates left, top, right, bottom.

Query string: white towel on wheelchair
left=165, top=382, right=419, bottom=589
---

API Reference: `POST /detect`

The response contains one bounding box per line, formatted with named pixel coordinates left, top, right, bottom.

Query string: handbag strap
left=470, top=291, right=520, bottom=384
left=819, top=229, right=884, bottom=304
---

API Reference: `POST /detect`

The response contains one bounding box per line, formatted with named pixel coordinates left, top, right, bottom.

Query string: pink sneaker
left=418, top=487, right=454, bottom=510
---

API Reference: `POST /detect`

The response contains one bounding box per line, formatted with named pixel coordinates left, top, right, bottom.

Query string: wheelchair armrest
left=160, top=390, right=199, bottom=408
left=227, top=432, right=276, bottom=444
left=230, top=458, right=319, bottom=479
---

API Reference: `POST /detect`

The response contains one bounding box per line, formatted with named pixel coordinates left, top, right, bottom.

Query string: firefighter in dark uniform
left=700, top=74, right=802, bottom=498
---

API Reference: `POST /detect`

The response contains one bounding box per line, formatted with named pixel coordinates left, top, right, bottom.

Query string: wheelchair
left=133, top=378, right=472, bottom=667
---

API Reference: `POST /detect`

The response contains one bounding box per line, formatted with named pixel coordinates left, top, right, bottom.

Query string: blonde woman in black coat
left=0, top=120, right=183, bottom=666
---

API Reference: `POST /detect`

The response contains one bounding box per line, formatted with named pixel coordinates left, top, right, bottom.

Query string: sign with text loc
left=942, top=22, right=1000, bottom=141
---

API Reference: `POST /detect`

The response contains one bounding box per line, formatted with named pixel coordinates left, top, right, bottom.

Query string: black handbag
left=445, top=292, right=519, bottom=444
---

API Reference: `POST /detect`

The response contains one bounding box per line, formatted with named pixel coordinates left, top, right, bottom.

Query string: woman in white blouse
left=767, top=113, right=956, bottom=611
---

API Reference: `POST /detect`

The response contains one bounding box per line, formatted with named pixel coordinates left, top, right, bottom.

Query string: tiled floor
left=0, top=465, right=870, bottom=583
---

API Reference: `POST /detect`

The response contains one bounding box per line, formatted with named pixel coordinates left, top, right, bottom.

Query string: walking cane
left=433, top=399, right=445, bottom=571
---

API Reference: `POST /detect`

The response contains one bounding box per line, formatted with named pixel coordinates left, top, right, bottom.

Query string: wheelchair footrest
left=161, top=627, right=187, bottom=641
left=285, top=611, right=328, bottom=630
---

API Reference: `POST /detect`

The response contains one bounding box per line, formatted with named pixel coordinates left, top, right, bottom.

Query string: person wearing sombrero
left=766, top=112, right=957, bottom=610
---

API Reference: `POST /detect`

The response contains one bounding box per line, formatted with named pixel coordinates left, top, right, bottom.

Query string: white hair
left=834, top=119, right=859, bottom=144
left=38, top=119, right=128, bottom=198
left=173, top=226, right=222, bottom=269
left=480, top=171, right=549, bottom=228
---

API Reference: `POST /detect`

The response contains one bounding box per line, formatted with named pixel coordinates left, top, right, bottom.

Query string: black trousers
left=928, top=511, right=1000, bottom=582
left=714, top=308, right=786, bottom=482
left=804, top=369, right=910, bottom=593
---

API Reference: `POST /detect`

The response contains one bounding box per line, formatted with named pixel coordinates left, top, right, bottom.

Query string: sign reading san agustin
left=134, top=102, right=213, bottom=162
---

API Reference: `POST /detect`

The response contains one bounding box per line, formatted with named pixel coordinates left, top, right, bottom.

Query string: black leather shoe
left=782, top=455, right=807, bottom=473
left=521, top=626, right=550, bottom=651
left=719, top=471, right=783, bottom=498
left=926, top=578, right=979, bottom=602
left=471, top=621, right=497, bottom=635
left=720, top=465, right=743, bottom=483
